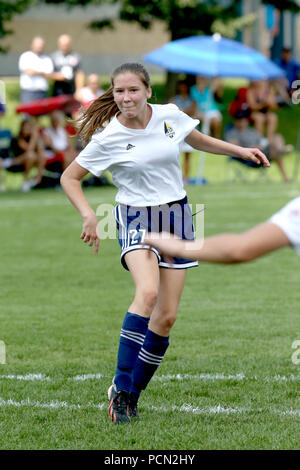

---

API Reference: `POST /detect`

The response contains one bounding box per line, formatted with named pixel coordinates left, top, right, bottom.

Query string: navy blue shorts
left=114, top=196, right=198, bottom=270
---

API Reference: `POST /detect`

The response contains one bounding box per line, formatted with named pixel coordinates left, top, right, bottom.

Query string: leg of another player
left=222, top=222, right=291, bottom=262
left=145, top=223, right=291, bottom=264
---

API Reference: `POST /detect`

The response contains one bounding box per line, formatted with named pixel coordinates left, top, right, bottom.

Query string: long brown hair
left=77, top=63, right=151, bottom=145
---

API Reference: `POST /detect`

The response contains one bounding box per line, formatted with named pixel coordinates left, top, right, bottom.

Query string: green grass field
left=0, top=181, right=300, bottom=450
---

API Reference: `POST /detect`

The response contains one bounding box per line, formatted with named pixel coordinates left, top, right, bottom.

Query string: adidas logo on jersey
left=164, top=121, right=175, bottom=138
left=126, top=144, right=135, bottom=150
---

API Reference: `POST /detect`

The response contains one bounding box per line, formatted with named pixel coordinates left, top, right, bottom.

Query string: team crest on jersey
left=164, top=121, right=175, bottom=138
left=126, top=144, right=135, bottom=150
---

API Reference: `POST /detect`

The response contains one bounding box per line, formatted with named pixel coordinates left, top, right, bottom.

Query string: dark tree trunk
left=164, top=70, right=179, bottom=102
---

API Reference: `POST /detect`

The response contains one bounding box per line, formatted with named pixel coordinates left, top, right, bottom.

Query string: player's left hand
left=238, top=147, right=270, bottom=167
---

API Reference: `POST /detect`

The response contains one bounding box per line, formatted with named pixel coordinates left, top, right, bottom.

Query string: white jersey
left=269, top=196, right=300, bottom=255
left=75, top=103, right=199, bottom=206
left=18, top=51, right=54, bottom=91
left=43, top=127, right=68, bottom=152
left=79, top=86, right=105, bottom=105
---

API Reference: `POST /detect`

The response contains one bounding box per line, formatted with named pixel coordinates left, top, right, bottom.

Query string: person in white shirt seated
left=42, top=111, right=78, bottom=171
left=74, top=73, right=105, bottom=107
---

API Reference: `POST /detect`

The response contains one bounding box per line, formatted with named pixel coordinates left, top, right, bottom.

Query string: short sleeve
left=74, top=54, right=82, bottom=70
left=75, top=137, right=112, bottom=177
left=18, top=52, right=30, bottom=72
left=44, top=57, right=54, bottom=74
left=171, top=104, right=199, bottom=142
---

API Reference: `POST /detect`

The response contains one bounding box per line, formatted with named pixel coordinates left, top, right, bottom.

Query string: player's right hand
left=81, top=212, right=100, bottom=254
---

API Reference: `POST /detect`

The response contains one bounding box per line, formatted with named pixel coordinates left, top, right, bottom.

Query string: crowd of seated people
left=0, top=119, right=45, bottom=191
left=0, top=110, right=80, bottom=191
left=171, top=72, right=294, bottom=183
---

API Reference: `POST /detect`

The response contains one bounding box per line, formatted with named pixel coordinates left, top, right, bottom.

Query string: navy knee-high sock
left=114, top=312, right=150, bottom=393
left=130, top=329, right=169, bottom=401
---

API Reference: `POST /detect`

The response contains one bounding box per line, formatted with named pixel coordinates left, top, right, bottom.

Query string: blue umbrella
left=144, top=34, right=285, bottom=80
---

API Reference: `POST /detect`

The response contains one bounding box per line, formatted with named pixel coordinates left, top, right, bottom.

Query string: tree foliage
left=1, top=0, right=300, bottom=55
left=262, top=0, right=300, bottom=13
left=0, top=0, right=32, bottom=52
left=37, top=0, right=241, bottom=40
left=119, top=0, right=240, bottom=40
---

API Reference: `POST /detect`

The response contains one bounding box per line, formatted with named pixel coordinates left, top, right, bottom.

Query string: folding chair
left=223, top=123, right=269, bottom=183
left=226, top=156, right=270, bottom=183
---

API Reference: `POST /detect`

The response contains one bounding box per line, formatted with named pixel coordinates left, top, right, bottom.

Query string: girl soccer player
left=60, top=63, right=269, bottom=424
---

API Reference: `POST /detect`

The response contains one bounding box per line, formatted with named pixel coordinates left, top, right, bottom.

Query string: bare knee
left=136, top=287, right=158, bottom=313
left=26, top=151, right=37, bottom=163
left=152, top=309, right=177, bottom=335
left=228, top=244, right=255, bottom=263
left=162, top=313, right=177, bottom=331
left=267, top=112, right=277, bottom=125
left=252, top=112, right=264, bottom=125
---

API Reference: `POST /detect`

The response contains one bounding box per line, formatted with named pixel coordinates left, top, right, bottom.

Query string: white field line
left=153, top=373, right=247, bottom=381
left=0, top=397, right=299, bottom=418
left=0, top=373, right=299, bottom=383
left=0, top=190, right=298, bottom=209
left=70, top=373, right=105, bottom=381
left=0, top=373, right=50, bottom=381
left=153, top=373, right=300, bottom=382
left=0, top=397, right=105, bottom=410
left=0, top=196, right=110, bottom=209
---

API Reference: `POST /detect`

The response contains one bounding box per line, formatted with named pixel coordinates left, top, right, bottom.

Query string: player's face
left=113, top=72, right=152, bottom=120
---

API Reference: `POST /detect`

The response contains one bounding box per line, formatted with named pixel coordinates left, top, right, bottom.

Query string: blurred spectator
left=18, top=37, right=54, bottom=103
left=226, top=109, right=291, bottom=183
left=0, top=119, right=46, bottom=191
left=246, top=80, right=278, bottom=140
left=274, top=47, right=300, bottom=93
left=41, top=110, right=78, bottom=170
left=190, top=76, right=223, bottom=138
left=0, top=102, right=5, bottom=119
left=50, top=34, right=85, bottom=97
left=269, top=79, right=291, bottom=108
left=229, top=87, right=250, bottom=118
left=170, top=80, right=196, bottom=184
left=74, top=73, right=105, bottom=106
left=0, top=103, right=9, bottom=191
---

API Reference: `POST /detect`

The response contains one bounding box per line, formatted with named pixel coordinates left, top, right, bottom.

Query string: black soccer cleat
left=129, top=394, right=140, bottom=419
left=108, top=384, right=131, bottom=424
